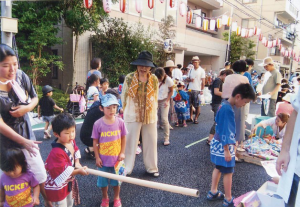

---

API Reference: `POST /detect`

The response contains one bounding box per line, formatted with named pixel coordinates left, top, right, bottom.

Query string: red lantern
left=210, top=20, right=216, bottom=31
left=170, top=0, right=175, bottom=8
left=83, top=0, right=92, bottom=9
left=253, top=26, right=257, bottom=35
left=273, top=40, right=277, bottom=47
left=148, top=0, right=154, bottom=9
left=256, top=28, right=261, bottom=36
left=179, top=2, right=186, bottom=17
left=136, top=0, right=142, bottom=13
left=281, top=47, right=285, bottom=56
left=259, top=34, right=263, bottom=41
left=186, top=10, right=193, bottom=24
left=120, top=0, right=126, bottom=13
left=248, top=29, right=254, bottom=37
left=278, top=44, right=282, bottom=51
left=262, top=37, right=267, bottom=44
left=285, top=50, right=289, bottom=57
left=103, top=0, right=111, bottom=13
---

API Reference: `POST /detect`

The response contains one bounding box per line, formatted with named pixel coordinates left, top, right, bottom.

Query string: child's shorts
left=97, top=166, right=120, bottom=187
left=43, top=115, right=55, bottom=122
left=216, top=165, right=234, bottom=174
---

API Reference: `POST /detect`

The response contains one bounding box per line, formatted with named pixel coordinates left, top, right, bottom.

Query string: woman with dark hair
left=155, top=67, right=174, bottom=146
left=222, top=60, right=250, bottom=155
left=87, top=57, right=102, bottom=79
left=0, top=44, right=50, bottom=205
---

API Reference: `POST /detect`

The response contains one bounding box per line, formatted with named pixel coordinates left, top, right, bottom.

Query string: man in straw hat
left=121, top=51, right=160, bottom=177
left=259, top=57, right=282, bottom=117
left=186, top=56, right=205, bottom=124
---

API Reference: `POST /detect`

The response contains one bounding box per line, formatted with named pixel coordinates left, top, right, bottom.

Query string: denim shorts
left=97, top=166, right=120, bottom=187
left=216, top=165, right=234, bottom=174
left=42, top=115, right=55, bottom=123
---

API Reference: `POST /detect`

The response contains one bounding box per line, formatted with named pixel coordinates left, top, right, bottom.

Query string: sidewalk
left=32, top=117, right=84, bottom=131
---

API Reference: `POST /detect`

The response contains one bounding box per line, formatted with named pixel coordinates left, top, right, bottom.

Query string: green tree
left=12, top=1, right=64, bottom=90
left=60, top=0, right=117, bottom=87
left=223, top=32, right=256, bottom=63
left=91, top=18, right=158, bottom=86
left=155, top=15, right=177, bottom=66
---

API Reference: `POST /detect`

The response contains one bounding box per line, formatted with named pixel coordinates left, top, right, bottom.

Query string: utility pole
left=288, top=22, right=297, bottom=81
left=226, top=6, right=234, bottom=62
left=255, top=0, right=263, bottom=59
left=1, top=0, right=13, bottom=47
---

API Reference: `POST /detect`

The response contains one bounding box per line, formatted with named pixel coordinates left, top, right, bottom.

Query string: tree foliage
left=223, top=32, right=256, bottom=63
left=91, top=18, right=158, bottom=86
left=59, top=0, right=118, bottom=87
left=12, top=1, right=64, bottom=90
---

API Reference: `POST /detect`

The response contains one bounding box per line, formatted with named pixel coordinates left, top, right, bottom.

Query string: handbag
left=70, top=90, right=81, bottom=102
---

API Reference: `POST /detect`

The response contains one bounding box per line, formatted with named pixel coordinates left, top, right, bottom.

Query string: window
left=241, top=18, right=256, bottom=28
left=129, top=0, right=140, bottom=16
left=155, top=0, right=166, bottom=22
left=276, top=18, right=283, bottom=27
left=142, top=2, right=154, bottom=19
left=166, top=1, right=177, bottom=24
left=270, top=47, right=280, bottom=56
left=51, top=50, right=58, bottom=79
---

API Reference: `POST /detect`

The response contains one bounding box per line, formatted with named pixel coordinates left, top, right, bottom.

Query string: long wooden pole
left=85, top=169, right=199, bottom=197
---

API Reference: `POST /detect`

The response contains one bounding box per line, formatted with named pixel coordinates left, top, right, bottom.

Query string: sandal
left=223, top=197, right=234, bottom=207
left=113, top=198, right=122, bottom=207
left=164, top=141, right=170, bottom=146
left=84, top=147, right=95, bottom=159
left=183, top=123, right=187, bottom=127
left=186, top=119, right=193, bottom=122
left=175, top=122, right=179, bottom=127
left=193, top=120, right=199, bottom=124
left=100, top=198, right=109, bottom=207
left=206, top=190, right=224, bottom=201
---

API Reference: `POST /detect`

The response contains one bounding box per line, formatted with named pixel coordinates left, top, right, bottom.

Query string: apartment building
left=51, top=0, right=228, bottom=90
left=213, top=0, right=300, bottom=76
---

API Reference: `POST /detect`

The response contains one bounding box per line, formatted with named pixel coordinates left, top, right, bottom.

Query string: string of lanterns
left=85, top=0, right=299, bottom=62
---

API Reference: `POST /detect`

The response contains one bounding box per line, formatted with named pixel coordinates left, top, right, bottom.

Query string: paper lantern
left=203, top=19, right=209, bottom=31
left=179, top=2, right=186, bottom=17
left=277, top=39, right=281, bottom=46
left=231, top=22, right=237, bottom=32
left=273, top=40, right=277, bottom=47
left=186, top=10, right=193, bottom=24
left=256, top=28, right=261, bottom=36
left=262, top=37, right=267, bottom=44
left=148, top=0, right=154, bottom=9
left=280, top=47, right=285, bottom=55
left=241, top=28, right=246, bottom=37
left=222, top=15, right=228, bottom=25
left=103, top=0, right=111, bottom=13
left=267, top=41, right=273, bottom=48
left=120, top=0, right=126, bottom=13
left=245, top=29, right=249, bottom=38
left=227, top=17, right=231, bottom=27
left=259, top=34, right=263, bottom=41
left=135, top=0, right=142, bottom=13
left=278, top=44, right=282, bottom=51
left=285, top=50, right=289, bottom=57
left=83, top=0, right=92, bottom=9
left=236, top=26, right=241, bottom=36
left=248, top=29, right=254, bottom=37
left=217, top=18, right=222, bottom=29
left=253, top=26, right=257, bottom=35
left=164, top=39, right=173, bottom=53
left=170, top=0, right=175, bottom=8
left=210, top=20, right=216, bottom=31
left=195, top=16, right=201, bottom=28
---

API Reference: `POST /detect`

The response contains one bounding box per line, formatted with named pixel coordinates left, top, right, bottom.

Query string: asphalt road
left=34, top=103, right=270, bottom=207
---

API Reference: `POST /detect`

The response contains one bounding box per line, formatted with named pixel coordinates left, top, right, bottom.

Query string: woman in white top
left=86, top=74, right=100, bottom=110
left=155, top=67, right=174, bottom=146
left=252, top=113, right=289, bottom=140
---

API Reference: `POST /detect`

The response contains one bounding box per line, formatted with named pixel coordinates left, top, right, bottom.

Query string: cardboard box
left=256, top=181, right=285, bottom=207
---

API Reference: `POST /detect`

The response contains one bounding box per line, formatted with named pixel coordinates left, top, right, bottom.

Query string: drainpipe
left=1, top=0, right=13, bottom=47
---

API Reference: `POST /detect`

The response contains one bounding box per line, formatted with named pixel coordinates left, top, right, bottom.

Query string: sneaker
left=113, top=198, right=122, bottom=207
left=100, top=198, right=109, bottom=207
left=136, top=146, right=142, bottom=155
left=44, top=130, right=51, bottom=138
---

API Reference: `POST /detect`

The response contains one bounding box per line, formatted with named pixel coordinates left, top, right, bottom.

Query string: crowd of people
left=1, top=42, right=300, bottom=207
